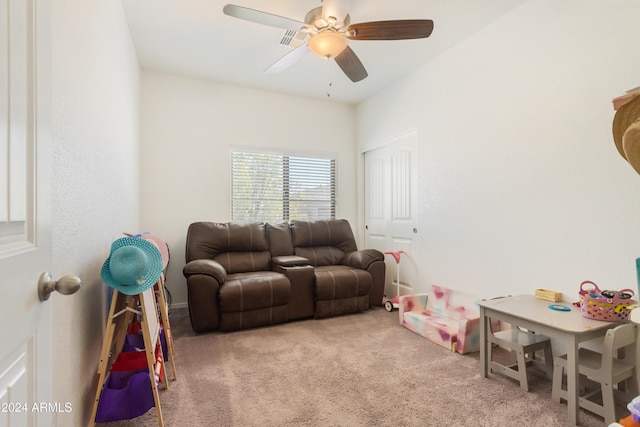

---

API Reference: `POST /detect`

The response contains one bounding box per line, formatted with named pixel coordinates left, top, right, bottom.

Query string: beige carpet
left=97, top=307, right=620, bottom=426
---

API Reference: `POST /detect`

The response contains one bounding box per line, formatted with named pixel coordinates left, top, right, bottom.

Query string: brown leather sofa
left=183, top=219, right=385, bottom=332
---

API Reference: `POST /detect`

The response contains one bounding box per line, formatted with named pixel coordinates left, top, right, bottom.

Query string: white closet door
left=364, top=130, right=418, bottom=297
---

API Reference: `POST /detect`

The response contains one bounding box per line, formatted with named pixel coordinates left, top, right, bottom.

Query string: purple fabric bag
left=94, top=368, right=155, bottom=423
left=123, top=330, right=169, bottom=361
left=123, top=333, right=144, bottom=352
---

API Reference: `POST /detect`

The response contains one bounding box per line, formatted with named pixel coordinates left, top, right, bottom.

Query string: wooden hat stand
left=91, top=274, right=177, bottom=426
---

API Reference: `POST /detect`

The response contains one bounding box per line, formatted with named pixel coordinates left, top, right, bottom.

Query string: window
left=231, top=149, right=336, bottom=222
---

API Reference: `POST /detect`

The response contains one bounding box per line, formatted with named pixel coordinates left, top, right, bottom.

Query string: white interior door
left=0, top=0, right=53, bottom=426
left=364, top=130, right=419, bottom=298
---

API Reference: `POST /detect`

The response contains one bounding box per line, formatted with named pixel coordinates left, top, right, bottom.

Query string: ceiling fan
left=223, top=0, right=434, bottom=82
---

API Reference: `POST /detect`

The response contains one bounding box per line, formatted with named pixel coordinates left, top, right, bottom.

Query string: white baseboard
left=169, top=302, right=188, bottom=310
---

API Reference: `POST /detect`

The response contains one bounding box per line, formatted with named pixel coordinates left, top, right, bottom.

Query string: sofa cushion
left=291, top=219, right=358, bottom=253
left=426, top=284, right=480, bottom=320
left=266, top=221, right=294, bottom=257
left=314, top=266, right=370, bottom=319
left=425, top=285, right=450, bottom=315
left=214, top=251, right=271, bottom=275
left=446, top=291, right=480, bottom=320
left=403, top=311, right=459, bottom=349
left=185, top=222, right=270, bottom=273
left=314, top=266, right=371, bottom=300
left=219, top=271, right=290, bottom=313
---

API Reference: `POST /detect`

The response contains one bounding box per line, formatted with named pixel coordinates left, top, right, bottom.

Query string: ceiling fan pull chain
left=325, top=58, right=333, bottom=98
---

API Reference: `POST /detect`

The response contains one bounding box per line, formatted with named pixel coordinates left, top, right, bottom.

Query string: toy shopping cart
left=382, top=251, right=410, bottom=312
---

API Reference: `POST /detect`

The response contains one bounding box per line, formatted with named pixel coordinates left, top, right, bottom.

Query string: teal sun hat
left=101, top=236, right=163, bottom=295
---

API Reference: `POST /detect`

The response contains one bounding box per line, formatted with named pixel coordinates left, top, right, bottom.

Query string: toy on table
left=620, top=396, right=640, bottom=426
left=548, top=304, right=571, bottom=312
left=578, top=281, right=636, bottom=322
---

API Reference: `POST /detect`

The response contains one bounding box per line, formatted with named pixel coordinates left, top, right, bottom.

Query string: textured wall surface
left=356, top=0, right=640, bottom=300
left=51, top=1, right=140, bottom=425
left=139, top=71, right=356, bottom=307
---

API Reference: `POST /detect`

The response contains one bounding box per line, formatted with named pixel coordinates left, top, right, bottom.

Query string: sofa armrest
left=455, top=316, right=481, bottom=354
left=398, top=293, right=429, bottom=324
left=183, top=259, right=227, bottom=284
left=342, top=249, right=384, bottom=270
left=272, top=255, right=310, bottom=267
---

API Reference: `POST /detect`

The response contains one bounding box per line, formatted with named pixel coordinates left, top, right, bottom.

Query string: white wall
left=356, top=0, right=640, bottom=300
left=51, top=1, right=140, bottom=425
left=139, top=71, right=356, bottom=306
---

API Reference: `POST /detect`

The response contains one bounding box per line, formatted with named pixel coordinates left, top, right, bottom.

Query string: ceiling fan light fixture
left=307, top=31, right=348, bottom=59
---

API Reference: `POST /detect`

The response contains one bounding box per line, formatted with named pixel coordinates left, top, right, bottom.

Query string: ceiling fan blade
left=223, top=4, right=305, bottom=33
left=264, top=44, right=310, bottom=74
left=346, top=20, right=434, bottom=40
left=334, top=46, right=368, bottom=82
left=322, top=0, right=352, bottom=25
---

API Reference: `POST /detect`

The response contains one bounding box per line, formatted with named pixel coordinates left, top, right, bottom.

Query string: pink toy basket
left=578, top=280, right=636, bottom=322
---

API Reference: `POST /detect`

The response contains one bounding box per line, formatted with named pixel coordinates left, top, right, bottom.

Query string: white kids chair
left=551, top=323, right=638, bottom=425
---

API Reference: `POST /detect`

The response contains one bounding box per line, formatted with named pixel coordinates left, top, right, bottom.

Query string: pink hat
left=123, top=232, right=169, bottom=269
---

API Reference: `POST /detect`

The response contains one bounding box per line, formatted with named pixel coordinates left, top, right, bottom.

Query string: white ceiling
left=122, top=0, right=526, bottom=104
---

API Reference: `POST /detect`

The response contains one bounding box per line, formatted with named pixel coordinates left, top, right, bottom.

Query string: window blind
left=231, top=150, right=336, bottom=222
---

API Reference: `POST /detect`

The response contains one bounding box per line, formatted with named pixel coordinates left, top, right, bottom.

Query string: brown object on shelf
left=613, top=92, right=640, bottom=177
left=613, top=94, right=640, bottom=159
left=623, top=119, right=640, bottom=175
left=613, top=87, right=640, bottom=111
left=613, top=94, right=633, bottom=111
left=535, top=288, right=562, bottom=302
